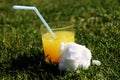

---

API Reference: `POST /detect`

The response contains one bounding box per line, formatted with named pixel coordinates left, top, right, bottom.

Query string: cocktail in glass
left=41, top=22, right=75, bottom=63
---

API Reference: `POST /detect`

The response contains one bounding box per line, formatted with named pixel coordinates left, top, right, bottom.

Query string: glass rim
left=41, top=22, right=74, bottom=31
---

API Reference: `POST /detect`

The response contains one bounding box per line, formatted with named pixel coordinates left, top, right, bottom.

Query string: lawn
left=0, top=0, right=120, bottom=79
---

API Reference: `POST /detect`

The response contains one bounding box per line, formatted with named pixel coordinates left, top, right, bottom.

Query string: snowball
left=59, top=42, right=92, bottom=71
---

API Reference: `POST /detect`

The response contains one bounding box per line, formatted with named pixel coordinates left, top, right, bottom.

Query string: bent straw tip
left=13, top=5, right=20, bottom=9
left=13, top=5, right=21, bottom=9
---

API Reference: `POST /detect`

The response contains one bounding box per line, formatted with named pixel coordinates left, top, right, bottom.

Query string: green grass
left=0, top=0, right=120, bottom=79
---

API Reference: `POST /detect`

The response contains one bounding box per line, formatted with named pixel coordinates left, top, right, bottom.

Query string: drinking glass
left=41, top=22, right=75, bottom=63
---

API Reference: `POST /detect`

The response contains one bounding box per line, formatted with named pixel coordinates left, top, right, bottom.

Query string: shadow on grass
left=1, top=50, right=61, bottom=79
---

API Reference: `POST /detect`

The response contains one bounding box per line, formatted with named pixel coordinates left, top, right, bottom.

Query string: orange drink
left=41, top=22, right=75, bottom=63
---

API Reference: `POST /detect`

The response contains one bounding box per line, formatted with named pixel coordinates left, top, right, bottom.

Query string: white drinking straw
left=13, top=5, right=56, bottom=37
